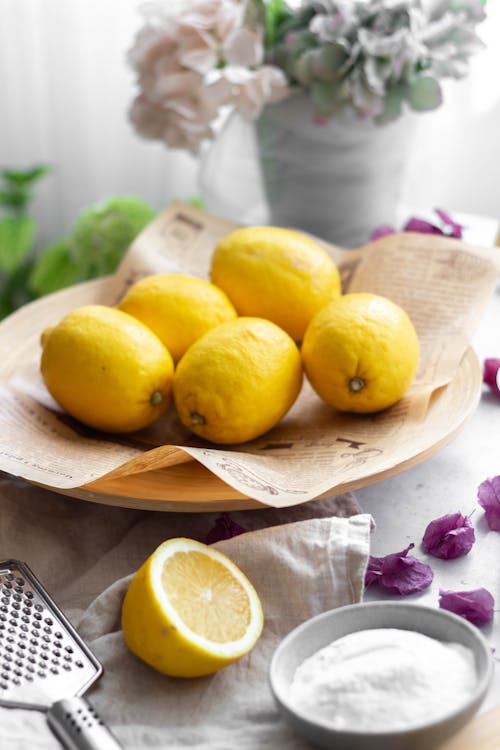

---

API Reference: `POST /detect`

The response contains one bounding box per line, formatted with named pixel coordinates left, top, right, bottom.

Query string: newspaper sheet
left=0, top=201, right=498, bottom=507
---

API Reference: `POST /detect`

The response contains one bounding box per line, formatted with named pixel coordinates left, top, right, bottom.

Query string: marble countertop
left=357, top=272, right=500, bottom=714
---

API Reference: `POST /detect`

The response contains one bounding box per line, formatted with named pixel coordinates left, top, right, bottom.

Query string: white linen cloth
left=0, top=473, right=372, bottom=749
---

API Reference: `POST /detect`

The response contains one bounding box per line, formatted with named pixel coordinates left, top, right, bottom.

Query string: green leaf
left=0, top=216, right=36, bottom=273
left=264, top=0, right=288, bottom=48
left=376, top=83, right=407, bottom=124
left=0, top=291, right=13, bottom=320
left=184, top=195, right=206, bottom=210
left=1, top=165, right=51, bottom=187
left=408, top=77, right=442, bottom=112
left=29, top=239, right=80, bottom=296
left=70, top=195, right=155, bottom=279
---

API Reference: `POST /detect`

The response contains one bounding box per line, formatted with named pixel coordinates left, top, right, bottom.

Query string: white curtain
left=1, top=0, right=499, bottom=248
left=0, top=0, right=199, bottom=246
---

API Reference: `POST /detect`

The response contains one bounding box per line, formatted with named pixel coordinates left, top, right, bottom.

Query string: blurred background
left=1, top=0, right=499, bottom=261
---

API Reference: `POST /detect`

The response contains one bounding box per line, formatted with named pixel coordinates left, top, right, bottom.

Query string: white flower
left=209, top=65, right=289, bottom=118
left=127, top=0, right=487, bottom=149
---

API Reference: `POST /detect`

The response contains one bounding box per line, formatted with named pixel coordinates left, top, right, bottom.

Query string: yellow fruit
left=173, top=317, right=303, bottom=444
left=40, top=304, right=174, bottom=432
left=301, top=293, right=420, bottom=413
left=121, top=537, right=264, bottom=678
left=210, top=226, right=341, bottom=341
left=117, top=273, right=237, bottom=363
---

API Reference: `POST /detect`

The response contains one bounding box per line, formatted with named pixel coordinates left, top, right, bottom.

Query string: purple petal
left=205, top=512, right=246, bottom=544
left=365, top=543, right=433, bottom=595
left=483, top=358, right=500, bottom=397
left=434, top=208, right=465, bottom=238
left=422, top=512, right=475, bottom=559
left=369, top=224, right=396, bottom=241
left=439, top=588, right=495, bottom=625
left=404, top=217, right=443, bottom=234
left=477, top=477, right=500, bottom=531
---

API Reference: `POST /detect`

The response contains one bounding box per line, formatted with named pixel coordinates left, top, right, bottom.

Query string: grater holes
left=0, top=570, right=90, bottom=692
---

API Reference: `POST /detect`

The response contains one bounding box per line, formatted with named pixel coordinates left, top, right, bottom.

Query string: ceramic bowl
left=269, top=601, right=493, bottom=750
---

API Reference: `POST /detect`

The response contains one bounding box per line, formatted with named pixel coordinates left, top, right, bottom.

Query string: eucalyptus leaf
left=310, top=80, right=346, bottom=117
left=408, top=76, right=442, bottom=111
left=376, top=82, right=407, bottom=123
left=0, top=216, right=36, bottom=273
left=311, top=44, right=348, bottom=83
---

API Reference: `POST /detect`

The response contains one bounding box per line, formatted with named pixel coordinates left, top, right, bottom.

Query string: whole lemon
left=173, top=317, right=303, bottom=444
left=210, top=226, right=341, bottom=341
left=40, top=304, right=174, bottom=432
left=301, top=293, right=420, bottom=413
left=117, top=273, right=237, bottom=363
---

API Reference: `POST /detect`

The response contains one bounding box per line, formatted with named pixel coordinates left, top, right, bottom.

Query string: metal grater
left=0, top=559, right=123, bottom=749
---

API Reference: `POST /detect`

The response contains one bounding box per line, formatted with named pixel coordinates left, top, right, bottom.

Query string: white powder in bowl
left=289, top=628, right=476, bottom=732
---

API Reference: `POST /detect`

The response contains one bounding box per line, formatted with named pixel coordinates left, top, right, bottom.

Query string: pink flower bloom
left=365, top=543, right=433, bottom=595
left=129, top=89, right=217, bottom=153
left=439, top=588, right=495, bottom=625
left=483, top=358, right=500, bottom=398
left=127, top=0, right=286, bottom=153
left=421, top=512, right=475, bottom=559
left=477, top=476, right=500, bottom=531
left=216, top=65, right=289, bottom=119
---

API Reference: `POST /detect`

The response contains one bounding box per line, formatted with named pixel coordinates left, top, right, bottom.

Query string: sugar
left=290, top=628, right=476, bottom=731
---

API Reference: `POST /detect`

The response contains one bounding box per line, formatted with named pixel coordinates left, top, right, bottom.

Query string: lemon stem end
left=150, top=391, right=163, bottom=406
left=349, top=376, right=366, bottom=393
left=190, top=411, right=206, bottom=425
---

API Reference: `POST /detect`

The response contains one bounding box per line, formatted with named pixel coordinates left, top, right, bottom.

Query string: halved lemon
left=121, top=538, right=264, bottom=677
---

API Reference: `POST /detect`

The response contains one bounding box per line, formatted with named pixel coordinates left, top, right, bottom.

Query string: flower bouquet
left=127, top=0, right=487, bottom=246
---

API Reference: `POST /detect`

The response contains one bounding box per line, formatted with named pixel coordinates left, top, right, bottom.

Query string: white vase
left=199, top=95, right=416, bottom=248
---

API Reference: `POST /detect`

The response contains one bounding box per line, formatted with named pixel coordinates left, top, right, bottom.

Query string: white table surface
left=356, top=261, right=500, bottom=714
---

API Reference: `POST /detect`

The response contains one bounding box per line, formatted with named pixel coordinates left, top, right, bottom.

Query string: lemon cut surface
left=121, top=538, right=264, bottom=677
left=301, top=292, right=420, bottom=413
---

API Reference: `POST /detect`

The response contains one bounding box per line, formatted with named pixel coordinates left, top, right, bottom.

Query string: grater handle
left=46, top=696, right=124, bottom=750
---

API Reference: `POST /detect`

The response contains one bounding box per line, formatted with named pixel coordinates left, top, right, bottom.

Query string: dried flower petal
left=404, top=216, right=444, bottom=235
left=439, top=588, right=495, bottom=625
left=365, top=543, right=433, bottom=595
left=205, top=512, right=246, bottom=544
left=369, top=224, right=395, bottom=241
left=434, top=208, right=465, bottom=238
left=422, top=512, right=475, bottom=559
left=370, top=208, right=464, bottom=243
left=483, top=358, right=500, bottom=398
left=477, top=476, right=500, bottom=531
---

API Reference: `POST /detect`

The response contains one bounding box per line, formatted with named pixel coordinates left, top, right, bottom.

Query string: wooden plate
left=0, top=279, right=483, bottom=513
left=56, top=349, right=482, bottom=512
